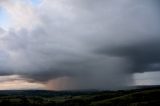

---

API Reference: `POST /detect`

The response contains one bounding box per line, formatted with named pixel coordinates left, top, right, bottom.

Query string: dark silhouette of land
left=0, top=85, right=159, bottom=106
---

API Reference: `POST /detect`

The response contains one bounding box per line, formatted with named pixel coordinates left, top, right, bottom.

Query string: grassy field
left=0, top=87, right=159, bottom=106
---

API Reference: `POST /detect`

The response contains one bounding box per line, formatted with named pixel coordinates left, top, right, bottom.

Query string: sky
left=0, top=0, right=160, bottom=90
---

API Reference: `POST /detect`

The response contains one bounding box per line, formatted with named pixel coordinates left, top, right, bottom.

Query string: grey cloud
left=0, top=0, right=159, bottom=90
left=98, top=39, right=160, bottom=73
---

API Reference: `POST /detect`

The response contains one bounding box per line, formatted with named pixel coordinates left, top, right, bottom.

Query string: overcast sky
left=0, top=0, right=160, bottom=90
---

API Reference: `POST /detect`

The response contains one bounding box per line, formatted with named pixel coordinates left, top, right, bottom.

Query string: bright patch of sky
left=0, top=0, right=41, bottom=30
left=0, top=8, right=10, bottom=30
left=30, top=0, right=42, bottom=6
left=134, top=72, right=160, bottom=85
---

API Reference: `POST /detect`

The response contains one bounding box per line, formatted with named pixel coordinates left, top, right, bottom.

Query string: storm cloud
left=0, top=0, right=160, bottom=90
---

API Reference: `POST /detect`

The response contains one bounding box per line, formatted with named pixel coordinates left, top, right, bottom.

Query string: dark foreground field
left=0, top=86, right=160, bottom=106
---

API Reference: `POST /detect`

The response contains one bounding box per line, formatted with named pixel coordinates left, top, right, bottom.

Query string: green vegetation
left=0, top=87, right=159, bottom=106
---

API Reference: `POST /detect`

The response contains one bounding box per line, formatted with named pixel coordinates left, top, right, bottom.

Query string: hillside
left=0, top=87, right=159, bottom=106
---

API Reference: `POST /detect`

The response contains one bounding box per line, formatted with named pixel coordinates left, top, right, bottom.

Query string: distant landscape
left=0, top=86, right=159, bottom=106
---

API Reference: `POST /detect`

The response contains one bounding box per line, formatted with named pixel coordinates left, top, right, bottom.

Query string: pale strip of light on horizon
left=0, top=75, right=46, bottom=90
left=133, top=71, right=160, bottom=85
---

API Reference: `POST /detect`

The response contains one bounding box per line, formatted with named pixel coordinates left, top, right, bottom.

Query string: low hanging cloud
left=0, top=0, right=160, bottom=90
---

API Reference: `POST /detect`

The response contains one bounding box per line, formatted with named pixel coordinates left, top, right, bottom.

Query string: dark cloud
left=98, top=38, right=160, bottom=73
left=0, top=0, right=160, bottom=90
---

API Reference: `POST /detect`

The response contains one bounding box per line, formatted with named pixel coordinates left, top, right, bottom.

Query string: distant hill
left=0, top=86, right=159, bottom=106
left=0, top=89, right=98, bottom=97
